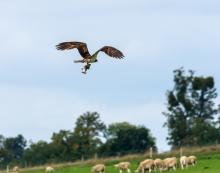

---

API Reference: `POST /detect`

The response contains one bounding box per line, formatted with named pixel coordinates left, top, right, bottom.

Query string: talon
left=81, top=68, right=86, bottom=74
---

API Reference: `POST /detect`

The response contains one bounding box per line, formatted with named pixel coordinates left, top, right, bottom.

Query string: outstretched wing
left=99, top=46, right=124, bottom=59
left=56, top=41, right=91, bottom=59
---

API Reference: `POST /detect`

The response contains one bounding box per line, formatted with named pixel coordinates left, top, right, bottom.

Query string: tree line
left=0, top=112, right=156, bottom=168
left=1, top=67, right=220, bottom=168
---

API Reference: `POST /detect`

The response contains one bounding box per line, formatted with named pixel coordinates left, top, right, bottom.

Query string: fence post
left=25, top=161, right=28, bottom=168
left=180, top=147, right=183, bottom=157
left=94, top=153, right=98, bottom=160
left=149, top=147, right=153, bottom=158
left=81, top=155, right=84, bottom=162
left=6, top=165, right=9, bottom=173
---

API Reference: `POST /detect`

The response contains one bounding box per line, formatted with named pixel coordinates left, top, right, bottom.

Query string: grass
left=20, top=154, right=220, bottom=173
left=3, top=145, right=220, bottom=173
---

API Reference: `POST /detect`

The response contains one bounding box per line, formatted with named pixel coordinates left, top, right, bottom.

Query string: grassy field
left=2, top=146, right=220, bottom=173
left=20, top=153, right=220, bottom=173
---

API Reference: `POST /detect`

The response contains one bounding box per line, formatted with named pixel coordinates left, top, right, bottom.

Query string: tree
left=191, top=76, right=220, bottom=145
left=23, top=140, right=52, bottom=166
left=73, top=112, right=106, bottom=159
left=0, top=135, right=4, bottom=148
left=50, top=130, right=76, bottom=161
left=0, top=135, right=7, bottom=168
left=163, top=68, right=220, bottom=148
left=99, top=122, right=156, bottom=156
left=3, top=135, right=26, bottom=163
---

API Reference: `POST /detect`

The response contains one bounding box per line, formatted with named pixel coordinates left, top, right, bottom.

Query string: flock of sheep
left=9, top=155, right=197, bottom=173
left=9, top=166, right=55, bottom=173
left=91, top=155, right=197, bottom=173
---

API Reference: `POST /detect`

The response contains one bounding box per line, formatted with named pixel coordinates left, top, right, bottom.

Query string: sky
left=1, top=0, right=220, bottom=152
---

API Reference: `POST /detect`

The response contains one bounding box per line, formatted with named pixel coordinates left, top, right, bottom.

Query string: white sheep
left=180, top=156, right=189, bottom=169
left=188, top=155, right=197, bottom=166
left=91, top=164, right=105, bottom=173
left=163, top=157, right=177, bottom=171
left=12, top=166, right=19, bottom=173
left=136, top=159, right=154, bottom=173
left=45, top=166, right=55, bottom=172
left=114, top=162, right=131, bottom=173
left=180, top=155, right=197, bottom=169
left=153, top=158, right=164, bottom=172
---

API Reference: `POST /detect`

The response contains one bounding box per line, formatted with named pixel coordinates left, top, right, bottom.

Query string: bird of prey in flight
left=56, top=41, right=124, bottom=74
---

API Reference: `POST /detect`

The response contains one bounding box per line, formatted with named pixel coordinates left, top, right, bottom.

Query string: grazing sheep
left=180, top=155, right=197, bottom=169
left=180, top=156, right=189, bottom=169
left=188, top=156, right=197, bottom=166
left=136, top=159, right=154, bottom=173
left=153, top=158, right=164, bottom=172
left=12, top=166, right=19, bottom=173
left=163, top=157, right=177, bottom=171
left=114, top=162, right=131, bottom=173
left=45, top=166, right=55, bottom=172
left=91, top=164, right=105, bottom=173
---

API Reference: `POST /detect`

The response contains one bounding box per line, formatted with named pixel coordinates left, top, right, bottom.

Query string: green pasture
left=21, top=153, right=220, bottom=173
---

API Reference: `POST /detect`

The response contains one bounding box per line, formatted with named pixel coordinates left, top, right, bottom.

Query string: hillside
left=2, top=145, right=220, bottom=173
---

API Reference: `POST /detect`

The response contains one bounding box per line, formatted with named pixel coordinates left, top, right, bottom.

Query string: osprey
left=56, top=41, right=124, bottom=74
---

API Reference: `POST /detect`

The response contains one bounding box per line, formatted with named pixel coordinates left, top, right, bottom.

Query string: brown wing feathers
left=56, top=42, right=124, bottom=59
left=56, top=42, right=91, bottom=58
left=99, top=46, right=124, bottom=59
left=56, top=42, right=79, bottom=50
